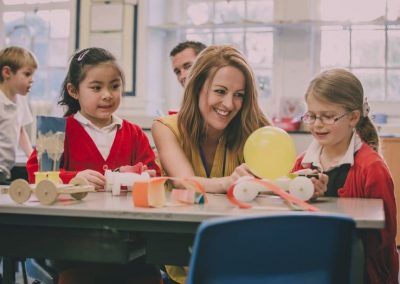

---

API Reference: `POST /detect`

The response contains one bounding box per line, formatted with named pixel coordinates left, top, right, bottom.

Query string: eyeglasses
left=301, top=112, right=349, bottom=125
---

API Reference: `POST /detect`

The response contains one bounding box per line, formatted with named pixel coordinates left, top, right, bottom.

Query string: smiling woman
left=152, top=45, right=271, bottom=195
left=152, top=44, right=272, bottom=284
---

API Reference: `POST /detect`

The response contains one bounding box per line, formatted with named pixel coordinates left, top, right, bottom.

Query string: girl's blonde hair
left=305, top=68, right=380, bottom=152
left=178, top=45, right=271, bottom=158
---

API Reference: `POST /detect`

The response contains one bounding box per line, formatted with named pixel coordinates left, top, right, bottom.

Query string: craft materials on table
left=104, top=163, right=151, bottom=196
left=4, top=116, right=94, bottom=206
left=36, top=116, right=66, bottom=172
left=132, top=177, right=207, bottom=208
left=227, top=176, right=318, bottom=211
left=226, top=126, right=320, bottom=211
left=6, top=176, right=95, bottom=205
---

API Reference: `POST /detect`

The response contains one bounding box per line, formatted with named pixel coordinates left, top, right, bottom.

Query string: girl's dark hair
left=58, top=47, right=124, bottom=116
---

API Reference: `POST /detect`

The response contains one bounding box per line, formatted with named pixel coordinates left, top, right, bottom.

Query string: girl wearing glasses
left=293, top=68, right=398, bottom=284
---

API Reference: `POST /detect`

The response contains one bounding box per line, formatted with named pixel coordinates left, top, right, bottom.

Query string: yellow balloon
left=244, top=126, right=296, bottom=180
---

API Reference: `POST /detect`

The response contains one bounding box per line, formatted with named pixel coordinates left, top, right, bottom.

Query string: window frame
left=320, top=22, right=400, bottom=101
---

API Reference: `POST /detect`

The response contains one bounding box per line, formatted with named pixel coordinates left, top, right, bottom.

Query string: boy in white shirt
left=0, top=46, right=37, bottom=184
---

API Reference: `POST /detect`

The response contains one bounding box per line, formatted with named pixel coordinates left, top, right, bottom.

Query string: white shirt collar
left=74, top=111, right=122, bottom=130
left=0, top=89, right=16, bottom=106
left=301, top=131, right=363, bottom=171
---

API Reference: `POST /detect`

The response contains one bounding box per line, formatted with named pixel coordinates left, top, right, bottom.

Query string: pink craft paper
left=131, top=177, right=207, bottom=208
left=171, top=188, right=195, bottom=204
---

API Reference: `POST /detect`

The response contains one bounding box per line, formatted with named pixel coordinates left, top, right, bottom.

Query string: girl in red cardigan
left=27, top=47, right=161, bottom=284
left=27, top=47, right=159, bottom=188
left=293, top=68, right=398, bottom=284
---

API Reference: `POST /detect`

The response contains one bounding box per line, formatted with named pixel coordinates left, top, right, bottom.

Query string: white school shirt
left=0, top=91, right=33, bottom=178
left=73, top=111, right=122, bottom=160
left=300, top=131, right=363, bottom=172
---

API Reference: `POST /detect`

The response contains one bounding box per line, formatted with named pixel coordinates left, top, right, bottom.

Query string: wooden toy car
left=7, top=177, right=95, bottom=205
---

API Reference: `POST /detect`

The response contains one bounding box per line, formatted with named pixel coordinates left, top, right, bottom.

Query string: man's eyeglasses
left=301, top=112, right=349, bottom=125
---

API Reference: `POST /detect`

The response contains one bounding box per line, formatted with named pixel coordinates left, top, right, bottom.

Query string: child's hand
left=119, top=162, right=144, bottom=174
left=310, top=172, right=328, bottom=199
left=76, top=170, right=105, bottom=191
left=142, top=165, right=156, bottom=177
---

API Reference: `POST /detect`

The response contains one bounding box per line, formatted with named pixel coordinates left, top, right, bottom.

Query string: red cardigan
left=27, top=116, right=159, bottom=183
left=293, top=143, right=399, bottom=284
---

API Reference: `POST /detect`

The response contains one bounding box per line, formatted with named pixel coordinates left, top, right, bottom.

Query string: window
left=175, top=0, right=274, bottom=98
left=320, top=0, right=400, bottom=101
left=1, top=0, right=72, bottom=116
left=137, top=0, right=400, bottom=119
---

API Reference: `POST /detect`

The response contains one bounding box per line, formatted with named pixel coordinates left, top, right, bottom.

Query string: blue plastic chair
left=187, top=214, right=356, bottom=284
left=26, top=258, right=58, bottom=284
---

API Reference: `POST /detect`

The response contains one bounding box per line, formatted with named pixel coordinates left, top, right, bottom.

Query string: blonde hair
left=305, top=68, right=380, bottom=152
left=0, top=46, right=38, bottom=82
left=178, top=45, right=271, bottom=158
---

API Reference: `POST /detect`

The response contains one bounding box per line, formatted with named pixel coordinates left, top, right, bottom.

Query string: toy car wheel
left=69, top=176, right=90, bottom=200
left=71, top=192, right=88, bottom=200
left=36, top=180, right=58, bottom=205
left=69, top=176, right=89, bottom=186
left=288, top=176, right=314, bottom=201
left=9, top=179, right=32, bottom=204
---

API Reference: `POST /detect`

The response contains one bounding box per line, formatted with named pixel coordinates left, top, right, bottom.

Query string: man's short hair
left=0, top=46, right=38, bottom=82
left=169, top=41, right=207, bottom=57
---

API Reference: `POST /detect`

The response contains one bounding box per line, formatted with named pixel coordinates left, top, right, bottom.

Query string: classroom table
left=0, top=191, right=384, bottom=283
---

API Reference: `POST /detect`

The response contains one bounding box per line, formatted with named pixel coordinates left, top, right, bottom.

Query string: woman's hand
left=76, top=170, right=105, bottom=191
left=231, top=163, right=255, bottom=178
left=226, top=163, right=256, bottom=187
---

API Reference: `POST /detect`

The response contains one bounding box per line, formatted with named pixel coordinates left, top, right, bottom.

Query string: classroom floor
left=2, top=251, right=400, bottom=283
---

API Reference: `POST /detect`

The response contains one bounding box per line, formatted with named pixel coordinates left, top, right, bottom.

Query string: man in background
left=170, top=41, right=206, bottom=87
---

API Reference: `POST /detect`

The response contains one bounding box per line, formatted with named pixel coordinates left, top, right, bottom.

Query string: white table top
left=0, top=191, right=384, bottom=229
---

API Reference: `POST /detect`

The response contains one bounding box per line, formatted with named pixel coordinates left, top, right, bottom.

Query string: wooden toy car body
left=7, top=176, right=95, bottom=205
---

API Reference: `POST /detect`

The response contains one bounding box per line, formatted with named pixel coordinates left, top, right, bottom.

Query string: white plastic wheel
left=9, top=179, right=32, bottom=204
left=233, top=177, right=261, bottom=202
left=35, top=180, right=58, bottom=205
left=288, top=176, right=314, bottom=201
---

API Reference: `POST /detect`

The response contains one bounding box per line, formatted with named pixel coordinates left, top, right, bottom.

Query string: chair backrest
left=187, top=214, right=356, bottom=284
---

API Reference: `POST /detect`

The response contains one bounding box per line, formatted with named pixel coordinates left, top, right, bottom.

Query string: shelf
left=149, top=18, right=400, bottom=31
left=149, top=20, right=275, bottom=31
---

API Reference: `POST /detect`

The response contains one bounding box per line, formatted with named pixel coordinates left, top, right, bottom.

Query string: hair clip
left=362, top=97, right=370, bottom=117
left=77, top=49, right=90, bottom=62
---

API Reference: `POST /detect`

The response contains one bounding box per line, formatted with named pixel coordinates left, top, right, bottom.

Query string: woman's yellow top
left=155, top=114, right=242, bottom=178
left=155, top=114, right=244, bottom=284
